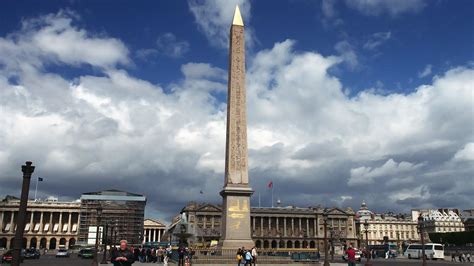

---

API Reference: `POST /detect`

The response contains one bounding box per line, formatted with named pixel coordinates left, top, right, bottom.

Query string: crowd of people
left=451, top=251, right=471, bottom=263
left=110, top=240, right=174, bottom=266
left=236, top=246, right=257, bottom=266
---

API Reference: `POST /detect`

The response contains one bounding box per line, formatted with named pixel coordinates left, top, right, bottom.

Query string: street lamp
left=92, top=207, right=102, bottom=266
left=12, top=161, right=35, bottom=266
left=323, top=212, right=330, bottom=266
left=100, top=222, right=108, bottom=264
left=417, top=215, right=426, bottom=266
left=364, top=220, right=372, bottom=266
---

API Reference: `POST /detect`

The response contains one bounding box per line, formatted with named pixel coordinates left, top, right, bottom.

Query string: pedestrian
left=462, top=253, right=466, bottom=262
left=345, top=245, right=356, bottom=266
left=236, top=248, right=243, bottom=266
left=458, top=251, right=463, bottom=262
left=163, top=245, right=172, bottom=266
left=467, top=253, right=471, bottom=262
left=244, top=249, right=253, bottom=266
left=178, top=245, right=186, bottom=266
left=111, top=240, right=135, bottom=266
left=251, top=246, right=258, bottom=266
left=157, top=247, right=163, bottom=263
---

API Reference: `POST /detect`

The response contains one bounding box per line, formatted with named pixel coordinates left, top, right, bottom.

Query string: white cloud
left=156, top=33, right=190, bottom=58
left=363, top=31, right=392, bottom=50
left=418, top=64, right=432, bottom=78
left=348, top=159, right=424, bottom=186
left=345, top=0, right=426, bottom=16
left=334, top=40, right=358, bottom=70
left=0, top=11, right=473, bottom=219
left=188, top=0, right=254, bottom=49
left=453, top=143, right=474, bottom=161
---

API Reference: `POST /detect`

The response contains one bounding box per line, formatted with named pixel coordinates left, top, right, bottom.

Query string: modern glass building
left=78, top=190, right=146, bottom=245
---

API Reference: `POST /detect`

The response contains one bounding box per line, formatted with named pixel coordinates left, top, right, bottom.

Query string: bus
left=404, top=243, right=444, bottom=260
left=368, top=243, right=398, bottom=258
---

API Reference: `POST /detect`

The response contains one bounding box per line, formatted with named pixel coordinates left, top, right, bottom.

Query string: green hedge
left=429, top=231, right=474, bottom=245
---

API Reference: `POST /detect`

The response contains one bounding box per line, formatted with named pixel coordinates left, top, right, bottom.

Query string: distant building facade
left=0, top=196, right=80, bottom=250
left=412, top=209, right=465, bottom=233
left=355, top=202, right=419, bottom=246
left=461, top=209, right=474, bottom=232
left=176, top=202, right=357, bottom=251
left=143, top=218, right=167, bottom=244
left=78, top=190, right=146, bottom=245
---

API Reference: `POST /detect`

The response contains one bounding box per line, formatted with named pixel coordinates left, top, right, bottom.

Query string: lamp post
left=12, top=161, right=35, bottom=266
left=323, top=212, right=330, bottom=266
left=92, top=207, right=102, bottom=266
left=364, top=220, right=372, bottom=266
left=417, top=215, right=426, bottom=266
left=100, top=222, right=108, bottom=264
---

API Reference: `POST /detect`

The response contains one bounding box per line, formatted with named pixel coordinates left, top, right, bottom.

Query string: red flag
left=268, top=181, right=273, bottom=188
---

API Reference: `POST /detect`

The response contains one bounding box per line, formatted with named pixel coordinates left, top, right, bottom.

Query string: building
left=0, top=195, right=80, bottom=250
left=175, top=202, right=357, bottom=252
left=461, top=209, right=474, bottom=232
left=412, top=209, right=465, bottom=233
left=355, top=202, right=419, bottom=246
left=143, top=218, right=167, bottom=244
left=78, top=190, right=146, bottom=245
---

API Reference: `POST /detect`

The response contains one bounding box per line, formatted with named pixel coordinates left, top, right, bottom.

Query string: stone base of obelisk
left=219, top=186, right=255, bottom=249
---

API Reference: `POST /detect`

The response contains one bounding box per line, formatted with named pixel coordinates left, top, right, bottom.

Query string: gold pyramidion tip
left=232, top=5, right=244, bottom=26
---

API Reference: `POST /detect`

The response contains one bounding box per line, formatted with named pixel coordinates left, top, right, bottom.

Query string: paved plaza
left=15, top=254, right=474, bottom=266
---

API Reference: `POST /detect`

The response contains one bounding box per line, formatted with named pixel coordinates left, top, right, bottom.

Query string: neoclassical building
left=0, top=195, right=80, bottom=250
left=143, top=218, right=167, bottom=244
left=412, top=208, right=465, bottom=233
left=355, top=202, right=419, bottom=246
left=177, top=202, right=357, bottom=251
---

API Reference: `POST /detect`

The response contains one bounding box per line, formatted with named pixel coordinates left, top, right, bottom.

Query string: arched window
left=49, top=238, right=57, bottom=250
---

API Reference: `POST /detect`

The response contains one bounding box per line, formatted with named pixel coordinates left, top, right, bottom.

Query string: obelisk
left=219, top=5, right=254, bottom=249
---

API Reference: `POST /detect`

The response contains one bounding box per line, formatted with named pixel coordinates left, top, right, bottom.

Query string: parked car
left=56, top=248, right=70, bottom=258
left=1, top=250, right=24, bottom=263
left=342, top=249, right=362, bottom=262
left=24, top=248, right=40, bottom=259
left=78, top=248, right=95, bottom=259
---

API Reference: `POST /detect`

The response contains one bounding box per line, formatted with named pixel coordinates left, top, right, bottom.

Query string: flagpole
left=34, top=177, right=39, bottom=201
left=271, top=185, right=274, bottom=208
left=258, top=193, right=261, bottom=208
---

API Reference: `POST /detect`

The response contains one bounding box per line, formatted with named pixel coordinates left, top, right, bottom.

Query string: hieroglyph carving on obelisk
left=219, top=5, right=254, bottom=249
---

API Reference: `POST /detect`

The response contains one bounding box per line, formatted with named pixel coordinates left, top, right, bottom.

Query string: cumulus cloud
left=363, top=31, right=392, bottom=50
left=453, top=142, right=474, bottom=161
left=345, top=0, right=426, bottom=17
left=188, top=0, right=254, bottom=49
left=0, top=11, right=473, bottom=222
left=334, top=40, right=359, bottom=70
left=156, top=33, right=190, bottom=58
left=418, top=64, right=432, bottom=78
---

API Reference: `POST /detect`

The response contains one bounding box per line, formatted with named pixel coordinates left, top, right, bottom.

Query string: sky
left=0, top=0, right=473, bottom=223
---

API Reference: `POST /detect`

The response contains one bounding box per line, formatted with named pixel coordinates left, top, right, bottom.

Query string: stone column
left=0, top=211, right=4, bottom=232
left=39, top=212, right=44, bottom=233
left=158, top=230, right=161, bottom=242
left=291, top=218, right=294, bottom=236
left=58, top=212, right=63, bottom=233
left=284, top=217, right=287, bottom=236
left=276, top=218, right=280, bottom=235
left=252, top=217, right=256, bottom=232
left=314, top=217, right=317, bottom=237
left=148, top=229, right=152, bottom=242
left=9, top=211, right=15, bottom=233
left=268, top=217, right=271, bottom=234
left=260, top=217, right=263, bottom=236
left=299, top=218, right=302, bottom=234
left=67, top=212, right=72, bottom=234
left=211, top=216, right=215, bottom=229
left=48, top=212, right=53, bottom=233
left=306, top=218, right=310, bottom=236
left=29, top=211, right=34, bottom=232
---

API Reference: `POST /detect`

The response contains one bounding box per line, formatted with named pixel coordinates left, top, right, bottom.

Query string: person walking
left=110, top=240, right=135, bottom=266
left=251, top=246, right=258, bottom=266
left=452, top=253, right=456, bottom=262
left=163, top=245, right=172, bottom=266
left=467, top=253, right=471, bottom=262
left=244, top=249, right=253, bottom=266
left=236, top=248, right=243, bottom=266
left=345, top=245, right=356, bottom=266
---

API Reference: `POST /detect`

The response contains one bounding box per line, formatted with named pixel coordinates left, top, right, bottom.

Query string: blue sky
left=0, top=0, right=473, bottom=222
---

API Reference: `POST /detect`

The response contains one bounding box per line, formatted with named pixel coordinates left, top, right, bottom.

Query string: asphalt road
left=16, top=255, right=474, bottom=266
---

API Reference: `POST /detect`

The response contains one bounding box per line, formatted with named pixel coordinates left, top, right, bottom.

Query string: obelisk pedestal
left=219, top=6, right=254, bottom=249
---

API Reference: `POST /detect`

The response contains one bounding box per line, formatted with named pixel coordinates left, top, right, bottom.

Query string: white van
left=404, top=243, right=444, bottom=260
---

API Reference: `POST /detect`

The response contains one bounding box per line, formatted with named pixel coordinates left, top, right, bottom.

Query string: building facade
left=355, top=202, right=419, bottom=247
left=78, top=190, right=146, bottom=245
left=412, top=209, right=465, bottom=233
left=0, top=196, right=80, bottom=250
left=178, top=202, right=357, bottom=251
left=461, top=209, right=474, bottom=232
left=143, top=218, right=167, bottom=244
